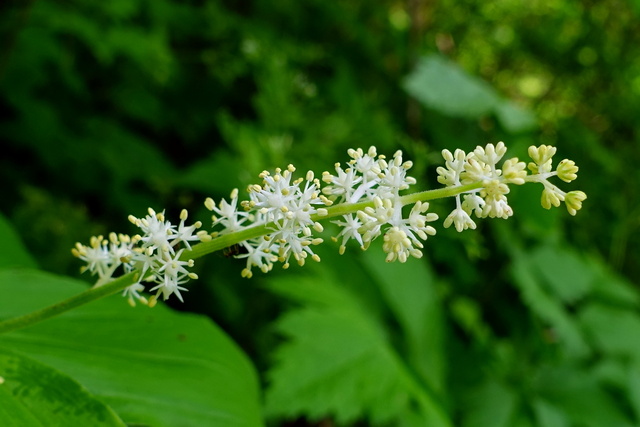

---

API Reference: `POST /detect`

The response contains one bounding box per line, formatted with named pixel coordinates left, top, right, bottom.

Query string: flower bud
left=565, top=191, right=587, bottom=216
left=556, top=159, right=579, bottom=183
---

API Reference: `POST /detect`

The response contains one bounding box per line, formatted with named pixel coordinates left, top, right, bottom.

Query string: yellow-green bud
left=556, top=159, right=578, bottom=183
left=541, top=188, right=563, bottom=209
left=502, top=158, right=527, bottom=185
left=565, top=191, right=587, bottom=216
left=528, top=145, right=557, bottom=166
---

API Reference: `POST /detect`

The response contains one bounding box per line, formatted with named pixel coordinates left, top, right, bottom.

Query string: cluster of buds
left=72, top=142, right=585, bottom=305
left=437, top=142, right=586, bottom=232
left=72, top=209, right=207, bottom=305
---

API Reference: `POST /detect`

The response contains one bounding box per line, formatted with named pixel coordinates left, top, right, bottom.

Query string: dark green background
left=2, top=1, right=640, bottom=425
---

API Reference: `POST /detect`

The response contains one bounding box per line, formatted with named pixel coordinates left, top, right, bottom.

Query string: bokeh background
left=2, top=0, right=640, bottom=425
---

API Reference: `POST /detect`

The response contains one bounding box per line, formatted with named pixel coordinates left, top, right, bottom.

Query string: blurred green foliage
left=2, top=0, right=640, bottom=425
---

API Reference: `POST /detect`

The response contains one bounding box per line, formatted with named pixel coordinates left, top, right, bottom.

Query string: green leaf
left=403, top=54, right=500, bottom=118
left=579, top=302, right=640, bottom=359
left=494, top=101, right=538, bottom=133
left=361, top=250, right=445, bottom=394
left=462, top=380, right=518, bottom=427
left=590, top=261, right=640, bottom=307
left=0, top=214, right=37, bottom=269
left=535, top=366, right=634, bottom=427
left=0, top=269, right=263, bottom=427
left=510, top=256, right=590, bottom=358
left=0, top=348, right=125, bottom=427
left=264, top=272, right=451, bottom=427
left=532, top=399, right=570, bottom=427
left=528, top=245, right=595, bottom=304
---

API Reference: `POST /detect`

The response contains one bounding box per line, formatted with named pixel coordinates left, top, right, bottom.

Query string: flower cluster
left=205, top=148, right=438, bottom=273
left=73, top=142, right=585, bottom=305
left=437, top=142, right=586, bottom=232
left=205, top=166, right=331, bottom=278
left=322, top=147, right=438, bottom=262
left=72, top=209, right=207, bottom=306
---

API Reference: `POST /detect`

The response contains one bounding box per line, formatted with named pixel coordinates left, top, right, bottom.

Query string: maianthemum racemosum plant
left=0, top=142, right=586, bottom=333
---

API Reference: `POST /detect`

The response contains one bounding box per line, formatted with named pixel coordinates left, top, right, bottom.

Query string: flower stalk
left=0, top=142, right=585, bottom=334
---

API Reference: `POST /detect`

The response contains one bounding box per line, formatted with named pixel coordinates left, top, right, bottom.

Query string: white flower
left=461, top=194, right=485, bottom=217
left=149, top=249, right=196, bottom=302
left=173, top=209, right=202, bottom=250
left=129, top=208, right=176, bottom=254
left=382, top=227, right=417, bottom=263
left=444, top=197, right=477, bottom=232
left=437, top=148, right=467, bottom=186
left=471, top=141, right=507, bottom=168
left=122, top=283, right=147, bottom=307
left=479, top=180, right=513, bottom=219
left=237, top=240, right=279, bottom=278
left=206, top=189, right=249, bottom=233
left=331, top=214, right=365, bottom=254
left=150, top=274, right=189, bottom=303
left=321, top=166, right=362, bottom=202
left=404, top=201, right=438, bottom=241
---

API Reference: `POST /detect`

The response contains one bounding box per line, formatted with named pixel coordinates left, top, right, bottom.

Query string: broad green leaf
left=494, top=101, right=538, bottom=133
left=0, top=214, right=37, bottom=269
left=0, top=348, right=125, bottom=427
left=361, top=250, right=445, bottom=394
left=264, top=272, right=451, bottom=427
left=528, top=245, right=595, bottom=303
left=403, top=54, right=500, bottom=118
left=0, top=269, right=263, bottom=427
left=578, top=302, right=640, bottom=359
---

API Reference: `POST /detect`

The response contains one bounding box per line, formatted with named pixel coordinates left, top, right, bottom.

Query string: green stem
left=186, top=182, right=483, bottom=261
left=0, top=272, right=137, bottom=334
left=0, top=183, right=482, bottom=334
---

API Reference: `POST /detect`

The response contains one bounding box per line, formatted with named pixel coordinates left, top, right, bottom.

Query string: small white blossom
left=123, top=283, right=147, bottom=307
left=130, top=208, right=176, bottom=254
left=205, top=189, right=249, bottom=233
left=331, top=213, right=365, bottom=254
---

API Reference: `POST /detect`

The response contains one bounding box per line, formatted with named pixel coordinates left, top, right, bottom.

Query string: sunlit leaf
left=264, top=272, right=451, bottom=427
left=361, top=250, right=445, bottom=394
left=494, top=101, right=538, bottom=133
left=0, top=269, right=263, bottom=427
left=403, top=54, right=500, bottom=118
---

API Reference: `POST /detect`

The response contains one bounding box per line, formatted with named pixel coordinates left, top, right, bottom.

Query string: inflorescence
left=72, top=143, right=585, bottom=305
